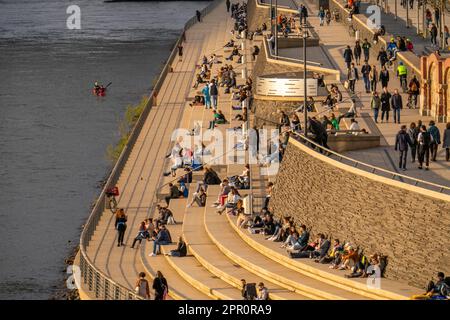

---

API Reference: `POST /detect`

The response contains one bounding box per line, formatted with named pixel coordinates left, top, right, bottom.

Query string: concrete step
left=153, top=186, right=244, bottom=300
left=205, top=205, right=371, bottom=300
left=183, top=204, right=310, bottom=300
left=225, top=215, right=416, bottom=300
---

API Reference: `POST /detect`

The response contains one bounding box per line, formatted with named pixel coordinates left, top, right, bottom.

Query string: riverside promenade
left=78, top=0, right=448, bottom=301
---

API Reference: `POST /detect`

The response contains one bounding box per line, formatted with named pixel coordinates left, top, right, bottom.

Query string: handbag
left=343, top=80, right=349, bottom=89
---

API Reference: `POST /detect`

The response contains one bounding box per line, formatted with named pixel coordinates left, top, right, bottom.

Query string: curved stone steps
left=149, top=194, right=243, bottom=300
left=140, top=243, right=209, bottom=300
left=160, top=245, right=243, bottom=300
left=158, top=198, right=243, bottom=300
left=183, top=206, right=310, bottom=300
left=138, top=197, right=211, bottom=300
left=226, top=214, right=414, bottom=300
left=205, top=208, right=371, bottom=300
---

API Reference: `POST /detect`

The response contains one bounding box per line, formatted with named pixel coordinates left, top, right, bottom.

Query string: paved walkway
left=374, top=0, right=450, bottom=52
left=360, top=0, right=438, bottom=56
left=84, top=1, right=262, bottom=297
left=294, top=0, right=449, bottom=187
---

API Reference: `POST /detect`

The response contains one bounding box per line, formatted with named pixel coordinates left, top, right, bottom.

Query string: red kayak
left=93, top=87, right=106, bottom=96
left=92, top=82, right=111, bottom=97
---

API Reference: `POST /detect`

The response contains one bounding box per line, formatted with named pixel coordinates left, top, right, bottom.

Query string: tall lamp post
left=270, top=0, right=273, bottom=36
left=274, top=0, right=278, bottom=56
left=301, top=24, right=311, bottom=136
left=406, top=1, right=409, bottom=28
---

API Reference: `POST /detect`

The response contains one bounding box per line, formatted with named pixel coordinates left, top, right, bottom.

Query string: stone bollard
left=242, top=67, right=247, bottom=79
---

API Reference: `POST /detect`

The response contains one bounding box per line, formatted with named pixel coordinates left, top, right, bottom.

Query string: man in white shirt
left=257, top=282, right=269, bottom=300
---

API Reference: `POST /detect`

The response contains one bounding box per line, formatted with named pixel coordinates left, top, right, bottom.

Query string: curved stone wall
left=270, top=138, right=450, bottom=288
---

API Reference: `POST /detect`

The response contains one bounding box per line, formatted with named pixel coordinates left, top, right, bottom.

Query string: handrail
left=289, top=131, right=450, bottom=194
left=78, top=0, right=223, bottom=300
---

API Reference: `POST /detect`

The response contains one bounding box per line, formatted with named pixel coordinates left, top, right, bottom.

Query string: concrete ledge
left=290, top=138, right=450, bottom=201
left=328, top=133, right=380, bottom=152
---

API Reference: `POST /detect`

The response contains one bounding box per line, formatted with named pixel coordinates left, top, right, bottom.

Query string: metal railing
left=78, top=0, right=224, bottom=300
left=289, top=131, right=450, bottom=195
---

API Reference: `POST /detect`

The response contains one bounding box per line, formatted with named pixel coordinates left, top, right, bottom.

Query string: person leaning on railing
left=307, top=116, right=331, bottom=151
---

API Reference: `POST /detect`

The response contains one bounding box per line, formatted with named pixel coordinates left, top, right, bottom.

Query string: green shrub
left=106, top=96, right=149, bottom=162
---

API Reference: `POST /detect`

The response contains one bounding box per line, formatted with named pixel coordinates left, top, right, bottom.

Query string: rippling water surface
left=0, top=0, right=208, bottom=299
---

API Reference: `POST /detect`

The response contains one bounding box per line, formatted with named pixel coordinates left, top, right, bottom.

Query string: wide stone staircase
left=135, top=38, right=418, bottom=300
left=82, top=0, right=422, bottom=300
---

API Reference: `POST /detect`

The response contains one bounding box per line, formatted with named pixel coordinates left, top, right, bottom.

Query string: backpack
left=182, top=186, right=189, bottom=198
left=167, top=216, right=176, bottom=225
left=199, top=193, right=207, bottom=207
left=209, top=84, right=218, bottom=96
left=379, top=255, right=387, bottom=277
left=444, top=277, right=450, bottom=287
left=421, top=132, right=431, bottom=146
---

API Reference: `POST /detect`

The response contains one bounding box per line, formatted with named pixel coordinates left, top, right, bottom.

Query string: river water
left=0, top=0, right=208, bottom=299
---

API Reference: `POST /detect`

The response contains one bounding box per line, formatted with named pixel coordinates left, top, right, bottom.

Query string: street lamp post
left=440, top=0, right=445, bottom=50
left=274, top=0, right=278, bottom=56
left=395, top=0, right=398, bottom=20
left=406, top=1, right=409, bottom=27
left=270, top=0, right=273, bottom=36
left=302, top=25, right=310, bottom=136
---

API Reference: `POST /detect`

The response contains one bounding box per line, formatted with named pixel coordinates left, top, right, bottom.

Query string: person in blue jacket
left=202, top=83, right=211, bottom=109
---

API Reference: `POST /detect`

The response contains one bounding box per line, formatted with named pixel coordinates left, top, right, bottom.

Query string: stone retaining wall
left=248, top=0, right=270, bottom=32
left=270, top=138, right=450, bottom=288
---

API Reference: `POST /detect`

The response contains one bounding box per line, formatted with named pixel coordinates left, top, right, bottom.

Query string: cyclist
left=397, top=61, right=408, bottom=92
left=408, top=75, right=420, bottom=109
left=387, top=38, right=398, bottom=55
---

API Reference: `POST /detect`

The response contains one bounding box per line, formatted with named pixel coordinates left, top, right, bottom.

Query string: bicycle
left=400, top=75, right=408, bottom=93
left=407, top=92, right=417, bottom=109
left=106, top=186, right=119, bottom=214
left=348, top=24, right=356, bottom=37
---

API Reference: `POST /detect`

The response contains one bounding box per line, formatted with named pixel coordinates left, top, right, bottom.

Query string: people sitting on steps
left=149, top=224, right=172, bottom=257
left=167, top=236, right=187, bottom=257
left=411, top=272, right=450, bottom=300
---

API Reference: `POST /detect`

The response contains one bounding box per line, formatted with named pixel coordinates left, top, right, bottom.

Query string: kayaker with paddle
left=94, top=81, right=101, bottom=95
left=93, top=81, right=112, bottom=96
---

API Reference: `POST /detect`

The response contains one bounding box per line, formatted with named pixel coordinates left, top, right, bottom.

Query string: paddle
left=105, top=82, right=112, bottom=88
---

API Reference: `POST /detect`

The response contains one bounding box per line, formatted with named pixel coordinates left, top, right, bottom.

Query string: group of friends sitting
left=276, top=13, right=296, bottom=37
left=236, top=207, right=387, bottom=280
left=230, top=2, right=248, bottom=39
